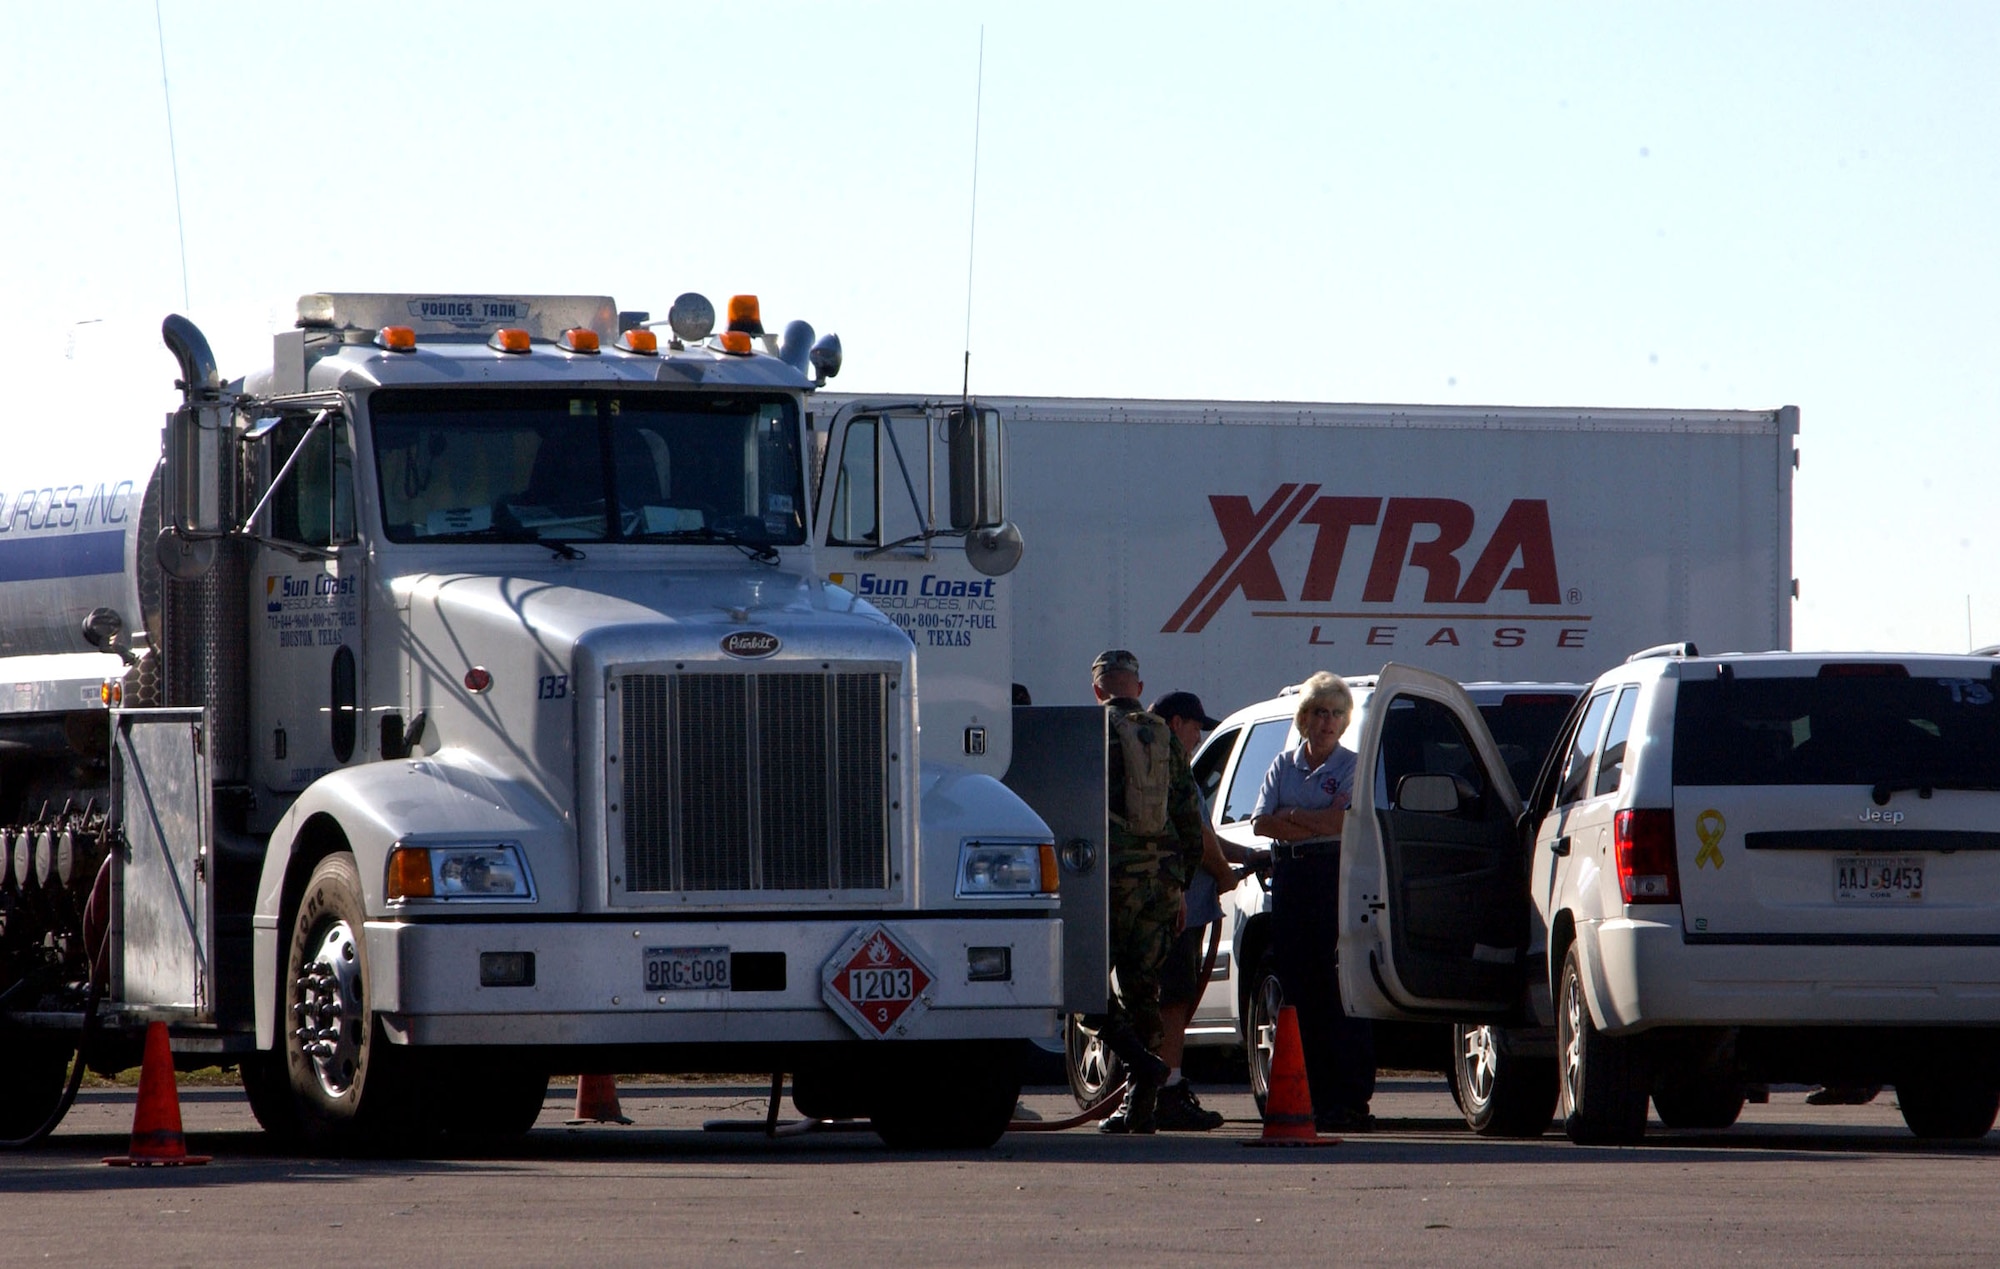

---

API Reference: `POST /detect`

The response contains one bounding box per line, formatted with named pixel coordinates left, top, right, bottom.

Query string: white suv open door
left=1339, top=665, right=1532, bottom=1021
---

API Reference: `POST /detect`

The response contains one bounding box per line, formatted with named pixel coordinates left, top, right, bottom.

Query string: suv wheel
left=1896, top=1082, right=2000, bottom=1140
left=1452, top=1023, right=1558, bottom=1137
left=1245, top=952, right=1284, bottom=1115
left=1556, top=943, right=1648, bottom=1145
left=1063, top=1014, right=1123, bottom=1109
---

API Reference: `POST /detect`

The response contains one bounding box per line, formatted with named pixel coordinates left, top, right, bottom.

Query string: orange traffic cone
left=1243, top=1005, right=1340, bottom=1148
left=566, top=1073, right=633, bottom=1125
left=104, top=1021, right=210, bottom=1166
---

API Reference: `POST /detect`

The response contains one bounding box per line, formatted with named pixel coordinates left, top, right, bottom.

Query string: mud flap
left=110, top=707, right=214, bottom=1017
left=1003, top=706, right=1108, bottom=1016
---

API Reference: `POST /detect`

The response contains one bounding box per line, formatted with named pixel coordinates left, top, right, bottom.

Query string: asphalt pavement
left=3, top=1076, right=1994, bottom=1267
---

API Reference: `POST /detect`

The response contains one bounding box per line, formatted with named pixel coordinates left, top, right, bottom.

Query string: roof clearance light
left=726, top=294, right=764, bottom=336
left=489, top=329, right=532, bottom=354
left=378, top=325, right=417, bottom=352
left=719, top=331, right=754, bottom=355
left=619, top=329, right=659, bottom=355
left=561, top=327, right=601, bottom=354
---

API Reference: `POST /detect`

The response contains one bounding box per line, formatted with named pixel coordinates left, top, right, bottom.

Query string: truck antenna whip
left=155, top=0, right=191, bottom=312
left=961, top=25, right=985, bottom=403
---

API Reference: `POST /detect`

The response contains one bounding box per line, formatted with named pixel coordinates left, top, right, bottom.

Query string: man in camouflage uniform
left=1087, top=649, right=1207, bottom=1134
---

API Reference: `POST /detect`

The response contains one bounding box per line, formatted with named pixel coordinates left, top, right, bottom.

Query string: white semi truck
left=0, top=293, right=1074, bottom=1151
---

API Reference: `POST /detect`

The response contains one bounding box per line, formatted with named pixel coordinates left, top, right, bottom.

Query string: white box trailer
left=994, top=397, right=1796, bottom=707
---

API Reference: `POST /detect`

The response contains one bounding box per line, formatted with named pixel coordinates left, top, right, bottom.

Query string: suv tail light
left=1614, top=808, right=1680, bottom=904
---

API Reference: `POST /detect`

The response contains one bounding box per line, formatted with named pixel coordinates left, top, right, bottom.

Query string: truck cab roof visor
left=295, top=292, right=619, bottom=342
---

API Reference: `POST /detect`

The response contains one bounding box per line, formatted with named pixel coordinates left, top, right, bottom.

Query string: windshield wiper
left=633, top=526, right=781, bottom=565
left=421, top=526, right=586, bottom=560
left=1869, top=778, right=2000, bottom=806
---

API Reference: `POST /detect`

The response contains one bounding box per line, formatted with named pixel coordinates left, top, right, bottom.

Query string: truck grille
left=617, top=671, right=891, bottom=893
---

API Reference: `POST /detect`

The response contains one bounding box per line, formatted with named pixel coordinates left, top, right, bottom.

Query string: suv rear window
left=1673, top=674, right=2000, bottom=786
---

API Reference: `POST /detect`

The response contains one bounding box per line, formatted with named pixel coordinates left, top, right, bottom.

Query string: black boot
left=1094, top=1020, right=1170, bottom=1088
left=1098, top=1077, right=1159, bottom=1134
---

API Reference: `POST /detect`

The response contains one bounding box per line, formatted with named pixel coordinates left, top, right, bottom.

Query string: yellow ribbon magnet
left=1694, top=809, right=1726, bottom=870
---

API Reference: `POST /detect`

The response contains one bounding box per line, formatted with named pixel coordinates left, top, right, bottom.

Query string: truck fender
left=918, top=762, right=1053, bottom=905
left=250, top=749, right=572, bottom=1049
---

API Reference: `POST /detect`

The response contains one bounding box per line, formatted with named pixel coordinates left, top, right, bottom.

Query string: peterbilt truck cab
left=0, top=291, right=1067, bottom=1151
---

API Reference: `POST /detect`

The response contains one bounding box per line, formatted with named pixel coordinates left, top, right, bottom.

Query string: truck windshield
left=369, top=389, right=806, bottom=546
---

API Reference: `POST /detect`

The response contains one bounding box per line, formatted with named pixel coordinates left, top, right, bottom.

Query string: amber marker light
left=726, top=294, right=763, bottom=335
left=378, top=325, right=417, bottom=351
left=489, top=328, right=532, bottom=353
left=1039, top=843, right=1061, bottom=894
left=387, top=847, right=435, bottom=901
left=561, top=327, right=600, bottom=353
left=619, top=329, right=659, bottom=354
left=719, top=331, right=753, bottom=355
left=100, top=682, right=123, bottom=707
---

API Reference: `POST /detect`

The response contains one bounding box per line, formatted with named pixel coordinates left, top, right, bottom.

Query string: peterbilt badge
left=721, top=630, right=781, bottom=658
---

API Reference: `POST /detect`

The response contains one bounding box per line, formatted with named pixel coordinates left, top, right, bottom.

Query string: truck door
left=814, top=405, right=1014, bottom=778
left=244, top=409, right=364, bottom=808
left=1338, top=664, right=1529, bottom=1021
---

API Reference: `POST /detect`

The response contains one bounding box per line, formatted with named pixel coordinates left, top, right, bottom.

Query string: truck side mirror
left=163, top=402, right=233, bottom=538
left=947, top=407, right=1003, bottom=530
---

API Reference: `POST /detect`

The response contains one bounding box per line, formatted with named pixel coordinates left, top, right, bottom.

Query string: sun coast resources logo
left=1166, top=487, right=1579, bottom=647
left=720, top=630, right=781, bottom=659
left=407, top=297, right=533, bottom=330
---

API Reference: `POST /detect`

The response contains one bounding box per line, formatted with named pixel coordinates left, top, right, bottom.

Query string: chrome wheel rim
left=1068, top=1018, right=1118, bottom=1099
left=1250, top=972, right=1284, bottom=1100
left=293, top=919, right=365, bottom=1098
left=1461, top=1025, right=1498, bottom=1109
left=1561, top=967, right=1584, bottom=1116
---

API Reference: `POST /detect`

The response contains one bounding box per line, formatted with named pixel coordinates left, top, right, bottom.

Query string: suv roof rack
left=1626, top=641, right=1700, bottom=663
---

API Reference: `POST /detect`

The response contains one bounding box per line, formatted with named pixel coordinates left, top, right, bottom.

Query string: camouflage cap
left=1091, top=649, right=1141, bottom=681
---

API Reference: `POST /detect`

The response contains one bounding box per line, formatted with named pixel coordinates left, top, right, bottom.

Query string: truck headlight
left=387, top=843, right=535, bottom=902
left=955, top=841, right=1059, bottom=898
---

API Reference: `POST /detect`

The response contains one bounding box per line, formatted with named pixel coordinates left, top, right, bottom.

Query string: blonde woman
left=1251, top=671, right=1376, bottom=1132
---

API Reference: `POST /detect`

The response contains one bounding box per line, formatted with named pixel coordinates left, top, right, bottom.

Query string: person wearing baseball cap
left=1148, top=690, right=1265, bottom=1130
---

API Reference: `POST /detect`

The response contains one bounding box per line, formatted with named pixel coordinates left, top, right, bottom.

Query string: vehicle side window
left=1557, top=689, right=1615, bottom=806
left=828, top=417, right=878, bottom=545
left=1191, top=727, right=1240, bottom=820
left=1592, top=687, right=1641, bottom=797
left=271, top=416, right=354, bottom=548
left=1222, top=719, right=1292, bottom=824
left=1379, top=695, right=1492, bottom=812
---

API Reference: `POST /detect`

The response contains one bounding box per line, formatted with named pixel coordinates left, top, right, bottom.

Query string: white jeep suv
left=1341, top=650, right=2000, bottom=1143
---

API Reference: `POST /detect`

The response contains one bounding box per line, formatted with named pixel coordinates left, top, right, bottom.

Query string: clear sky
left=3, top=2, right=1995, bottom=652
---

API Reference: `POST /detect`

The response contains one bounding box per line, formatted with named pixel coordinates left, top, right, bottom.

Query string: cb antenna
left=961, top=26, right=985, bottom=403
left=155, top=0, right=191, bottom=312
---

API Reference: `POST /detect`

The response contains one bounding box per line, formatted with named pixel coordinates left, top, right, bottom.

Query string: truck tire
left=435, top=1065, right=550, bottom=1141
left=1245, top=953, right=1284, bottom=1115
left=1556, top=944, right=1648, bottom=1145
left=1896, top=1082, right=2000, bottom=1140
left=1452, top=1023, right=1558, bottom=1137
left=869, top=1041, right=1021, bottom=1149
left=1063, top=1014, right=1123, bottom=1109
left=1652, top=1077, right=1746, bottom=1130
left=0, top=1036, right=70, bottom=1139
left=238, top=1049, right=301, bottom=1143
left=284, top=854, right=422, bottom=1152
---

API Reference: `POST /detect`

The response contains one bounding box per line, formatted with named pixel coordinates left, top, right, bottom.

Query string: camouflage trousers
left=1102, top=857, right=1185, bottom=1055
